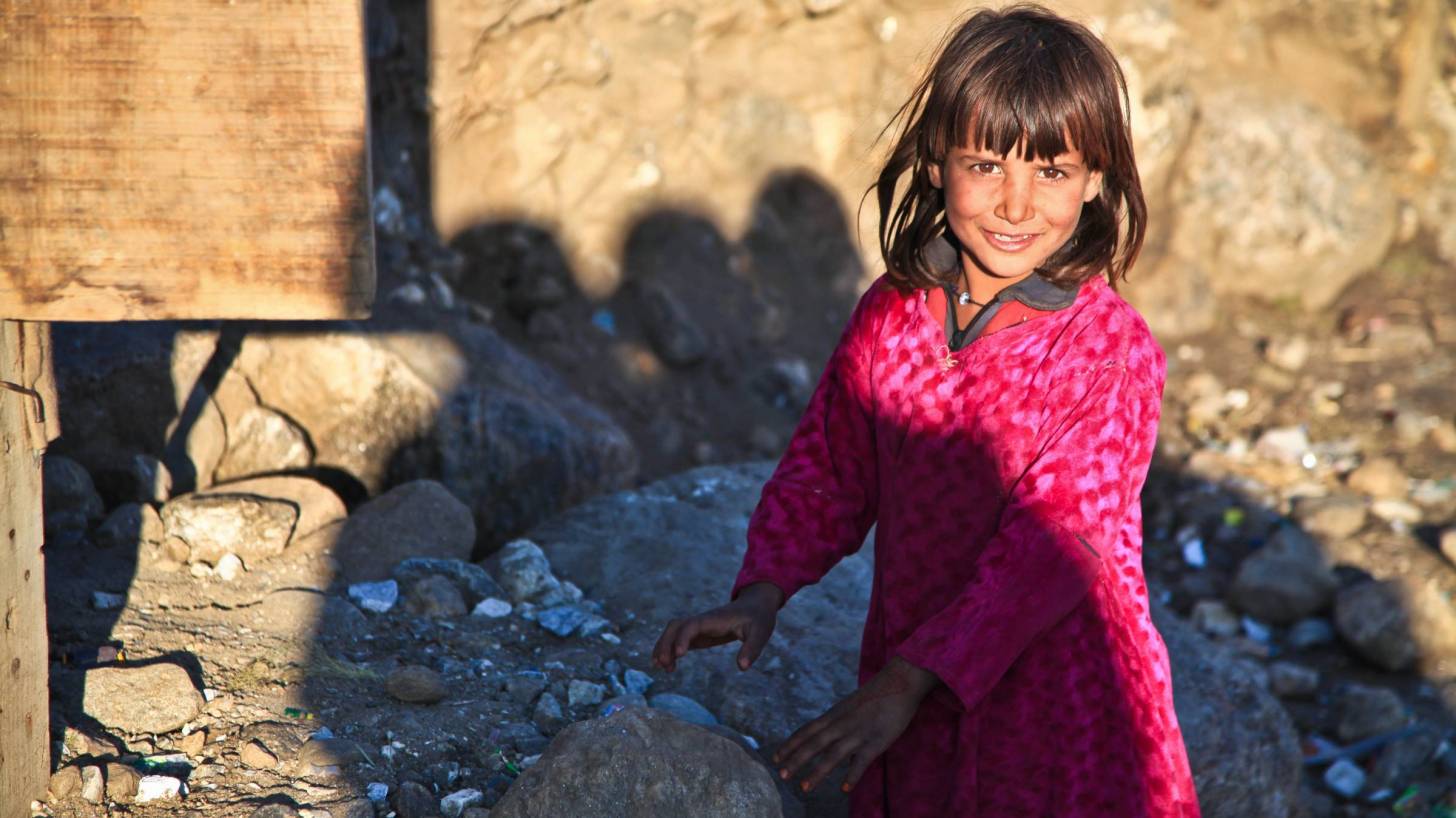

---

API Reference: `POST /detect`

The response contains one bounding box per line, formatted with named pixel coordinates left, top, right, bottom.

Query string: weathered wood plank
left=0, top=320, right=58, bottom=812
left=0, top=0, right=375, bottom=321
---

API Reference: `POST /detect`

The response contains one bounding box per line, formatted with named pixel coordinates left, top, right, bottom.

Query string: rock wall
left=424, top=0, right=1454, bottom=336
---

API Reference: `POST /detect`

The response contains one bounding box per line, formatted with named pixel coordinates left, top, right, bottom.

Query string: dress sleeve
left=729, top=281, right=885, bottom=606
left=894, top=358, right=1163, bottom=712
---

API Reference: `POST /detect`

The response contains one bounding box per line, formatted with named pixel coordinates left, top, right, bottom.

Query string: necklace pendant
left=957, top=290, right=974, bottom=306
left=936, top=344, right=957, bottom=372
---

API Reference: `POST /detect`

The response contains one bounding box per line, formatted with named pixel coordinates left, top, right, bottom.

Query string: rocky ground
left=27, top=0, right=1456, bottom=816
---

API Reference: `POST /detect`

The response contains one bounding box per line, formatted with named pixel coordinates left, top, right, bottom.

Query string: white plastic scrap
left=1181, top=538, right=1206, bottom=569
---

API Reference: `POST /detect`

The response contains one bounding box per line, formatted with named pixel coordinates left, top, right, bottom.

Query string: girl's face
left=929, top=141, right=1103, bottom=283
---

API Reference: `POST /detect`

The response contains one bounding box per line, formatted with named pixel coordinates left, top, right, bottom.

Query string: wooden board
left=0, top=320, right=58, bottom=811
left=0, top=0, right=374, bottom=321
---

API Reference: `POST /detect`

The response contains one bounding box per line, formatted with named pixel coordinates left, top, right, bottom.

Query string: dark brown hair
left=873, top=4, right=1146, bottom=290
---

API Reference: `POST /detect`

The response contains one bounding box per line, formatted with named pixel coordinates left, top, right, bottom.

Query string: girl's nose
left=996, top=178, right=1034, bottom=225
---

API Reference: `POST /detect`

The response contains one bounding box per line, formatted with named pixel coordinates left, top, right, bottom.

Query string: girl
left=653, top=5, right=1200, bottom=816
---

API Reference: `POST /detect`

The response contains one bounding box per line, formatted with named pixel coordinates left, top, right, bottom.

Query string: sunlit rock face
left=424, top=0, right=1445, bottom=335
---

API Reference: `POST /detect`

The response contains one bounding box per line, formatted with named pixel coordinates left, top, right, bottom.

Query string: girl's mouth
left=981, top=229, right=1040, bottom=252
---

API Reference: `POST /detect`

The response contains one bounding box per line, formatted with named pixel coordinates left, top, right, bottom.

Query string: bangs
left=924, top=25, right=1116, bottom=168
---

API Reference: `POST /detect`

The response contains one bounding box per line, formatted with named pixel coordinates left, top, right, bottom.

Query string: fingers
left=735, top=622, right=768, bottom=671
left=774, top=712, right=840, bottom=782
left=652, top=619, right=683, bottom=672
left=841, top=750, right=873, bottom=793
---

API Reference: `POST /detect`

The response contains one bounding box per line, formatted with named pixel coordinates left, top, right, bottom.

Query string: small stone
left=1264, top=335, right=1311, bottom=371
left=190, top=561, right=213, bottom=578
left=494, top=539, right=558, bottom=603
left=440, top=789, right=484, bottom=818
left=1229, top=525, right=1337, bottom=624
left=298, top=737, right=366, bottom=768
left=1267, top=661, right=1319, bottom=698
left=176, top=729, right=207, bottom=757
left=536, top=605, right=588, bottom=637
left=348, top=580, right=399, bottom=614
left=471, top=597, right=512, bottom=618
left=1191, top=599, right=1240, bottom=638
left=386, top=665, right=448, bottom=704
left=1368, top=727, right=1441, bottom=793
left=405, top=574, right=468, bottom=619
left=1440, top=528, right=1456, bottom=565
left=648, top=693, right=717, bottom=727
left=241, top=739, right=279, bottom=769
left=366, top=782, right=390, bottom=802
left=215, top=552, right=245, bottom=581
left=96, top=503, right=165, bottom=550
left=533, top=692, right=567, bottom=735
left=394, top=780, right=438, bottom=818
left=638, top=282, right=708, bottom=367
left=91, top=591, right=125, bottom=611
left=567, top=680, right=606, bottom=708
left=1347, top=458, right=1408, bottom=500
left=1322, top=758, right=1365, bottom=799
left=505, top=673, right=547, bottom=705
left=1370, top=499, right=1421, bottom=524
left=623, top=669, right=653, bottom=696
left=48, top=766, right=81, bottom=799
left=1335, top=683, right=1407, bottom=742
left=105, top=762, right=142, bottom=801
left=135, top=774, right=184, bottom=803
left=1287, top=617, right=1336, bottom=649
left=393, top=558, right=506, bottom=605
left=1292, top=495, right=1368, bottom=541
left=1334, top=581, right=1418, bottom=671
left=251, top=805, right=302, bottom=818
left=1254, top=426, right=1311, bottom=465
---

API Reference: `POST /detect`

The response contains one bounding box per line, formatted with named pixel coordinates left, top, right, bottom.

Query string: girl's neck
left=959, top=257, right=1035, bottom=305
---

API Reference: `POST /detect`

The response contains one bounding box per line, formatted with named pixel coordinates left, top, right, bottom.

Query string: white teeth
left=992, top=232, right=1030, bottom=241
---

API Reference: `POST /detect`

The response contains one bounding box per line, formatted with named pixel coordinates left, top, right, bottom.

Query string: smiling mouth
left=981, top=229, right=1040, bottom=251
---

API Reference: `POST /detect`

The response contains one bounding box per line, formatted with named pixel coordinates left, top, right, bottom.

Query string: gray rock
left=91, top=591, right=126, bottom=611
left=160, top=492, right=298, bottom=566
left=623, top=669, right=654, bottom=696
left=493, top=539, right=560, bottom=603
left=505, top=673, right=548, bottom=705
left=386, top=665, right=448, bottom=704
left=80, top=765, right=104, bottom=803
left=1333, top=581, right=1418, bottom=671
left=250, top=805, right=302, bottom=818
left=48, top=765, right=81, bottom=798
left=337, top=481, right=475, bottom=582
left=1229, top=526, right=1337, bottom=624
left=537, top=605, right=589, bottom=637
left=1266, top=662, right=1319, bottom=699
left=1191, top=599, right=1241, bottom=638
left=395, top=780, right=441, bottom=818
left=532, top=692, right=567, bottom=735
left=44, top=454, right=105, bottom=522
left=348, top=580, right=399, bottom=614
left=394, top=558, right=506, bottom=604
left=473, top=597, right=512, bottom=618
left=1152, top=604, right=1303, bottom=818
left=567, top=680, right=606, bottom=708
left=637, top=281, right=708, bottom=367
left=1323, top=759, right=1364, bottom=799
left=490, top=707, right=781, bottom=818
left=1335, top=683, right=1407, bottom=743
left=201, top=475, right=346, bottom=542
left=495, top=722, right=549, bottom=756
left=1287, top=617, right=1336, bottom=650
left=214, top=405, right=313, bottom=482
left=1367, top=727, right=1441, bottom=793
left=1253, top=426, right=1311, bottom=465
left=95, top=502, right=165, bottom=550
left=298, top=737, right=367, bottom=768
left=441, top=789, right=485, bottom=818
left=649, top=693, right=717, bottom=728
left=1292, top=495, right=1368, bottom=542
left=82, top=663, right=204, bottom=735
left=405, top=575, right=469, bottom=619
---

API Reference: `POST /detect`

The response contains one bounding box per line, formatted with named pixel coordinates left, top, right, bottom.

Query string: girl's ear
left=928, top=161, right=943, bottom=190
left=1083, top=170, right=1104, bottom=203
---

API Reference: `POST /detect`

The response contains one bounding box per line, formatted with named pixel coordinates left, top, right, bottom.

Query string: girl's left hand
left=772, top=657, right=940, bottom=794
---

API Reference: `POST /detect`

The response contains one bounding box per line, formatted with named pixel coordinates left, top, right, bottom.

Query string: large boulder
left=81, top=662, right=205, bottom=736
left=529, top=463, right=1301, bottom=816
left=200, top=475, right=346, bottom=542
left=490, top=707, right=782, bottom=818
left=527, top=463, right=869, bottom=746
left=1152, top=604, right=1303, bottom=818
left=50, top=316, right=637, bottom=548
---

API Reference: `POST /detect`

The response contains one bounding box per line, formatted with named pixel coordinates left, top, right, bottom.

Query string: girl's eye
left=1038, top=167, right=1068, bottom=180
left=970, top=162, right=1000, bottom=175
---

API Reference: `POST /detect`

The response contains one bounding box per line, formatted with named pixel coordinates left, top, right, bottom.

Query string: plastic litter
left=1221, top=507, right=1245, bottom=528
left=283, top=707, right=315, bottom=720
left=1181, top=538, right=1206, bottom=568
left=590, top=308, right=616, bottom=335
left=1391, top=787, right=1423, bottom=816
left=62, top=644, right=125, bottom=667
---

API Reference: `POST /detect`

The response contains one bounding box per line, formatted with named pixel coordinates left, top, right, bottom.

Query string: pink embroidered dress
left=732, top=264, right=1201, bottom=817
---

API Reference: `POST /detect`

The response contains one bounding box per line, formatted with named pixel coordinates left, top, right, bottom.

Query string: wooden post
left=0, top=320, right=59, bottom=811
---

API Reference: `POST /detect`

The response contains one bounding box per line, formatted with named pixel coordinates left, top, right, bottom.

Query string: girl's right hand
left=652, top=582, right=783, bottom=673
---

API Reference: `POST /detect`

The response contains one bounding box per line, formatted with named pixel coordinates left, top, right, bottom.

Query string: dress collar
left=924, top=232, right=1078, bottom=312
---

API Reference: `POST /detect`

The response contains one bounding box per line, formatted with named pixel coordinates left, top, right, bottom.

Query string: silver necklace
left=955, top=290, right=988, bottom=307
